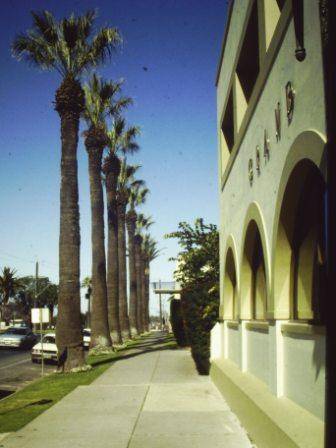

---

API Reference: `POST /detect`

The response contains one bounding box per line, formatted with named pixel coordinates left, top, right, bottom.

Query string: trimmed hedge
left=180, top=285, right=217, bottom=375
left=170, top=298, right=188, bottom=347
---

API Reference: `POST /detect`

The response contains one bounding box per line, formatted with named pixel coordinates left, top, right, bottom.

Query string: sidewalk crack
left=126, top=351, right=161, bottom=447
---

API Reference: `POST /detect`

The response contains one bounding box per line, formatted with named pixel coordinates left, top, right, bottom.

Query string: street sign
left=31, top=308, right=50, bottom=324
left=31, top=308, right=50, bottom=377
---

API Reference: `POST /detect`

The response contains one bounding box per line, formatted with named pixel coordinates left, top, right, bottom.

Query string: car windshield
left=42, top=336, right=55, bottom=344
left=5, top=328, right=27, bottom=335
left=83, top=331, right=91, bottom=337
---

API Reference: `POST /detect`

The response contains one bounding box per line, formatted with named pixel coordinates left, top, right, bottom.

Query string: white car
left=0, top=327, right=37, bottom=349
left=31, top=333, right=57, bottom=363
left=82, top=328, right=91, bottom=349
left=31, top=330, right=91, bottom=363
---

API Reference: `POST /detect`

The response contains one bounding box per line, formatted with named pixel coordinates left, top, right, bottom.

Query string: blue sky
left=0, top=0, right=227, bottom=315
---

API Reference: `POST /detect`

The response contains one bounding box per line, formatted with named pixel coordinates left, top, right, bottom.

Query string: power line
left=0, top=251, right=36, bottom=265
left=0, top=251, right=58, bottom=269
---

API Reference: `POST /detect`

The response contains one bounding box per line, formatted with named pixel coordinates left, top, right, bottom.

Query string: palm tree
left=12, top=10, right=121, bottom=371
left=135, top=214, right=153, bottom=333
left=0, top=267, right=23, bottom=324
left=127, top=186, right=149, bottom=335
left=103, top=119, right=140, bottom=343
left=142, top=236, right=160, bottom=331
left=83, top=74, right=131, bottom=349
left=117, top=161, right=144, bottom=339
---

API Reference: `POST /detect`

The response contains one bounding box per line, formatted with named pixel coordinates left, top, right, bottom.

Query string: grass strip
left=0, top=333, right=172, bottom=433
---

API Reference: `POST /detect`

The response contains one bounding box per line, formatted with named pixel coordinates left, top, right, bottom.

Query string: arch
left=240, top=203, right=270, bottom=319
left=272, top=131, right=326, bottom=320
left=223, top=236, right=239, bottom=319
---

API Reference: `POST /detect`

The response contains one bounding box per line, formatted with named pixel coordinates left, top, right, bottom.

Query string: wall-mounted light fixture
left=256, top=146, right=261, bottom=175
left=286, top=82, right=295, bottom=125
left=264, top=130, right=270, bottom=162
left=248, top=158, right=253, bottom=186
left=275, top=102, right=281, bottom=141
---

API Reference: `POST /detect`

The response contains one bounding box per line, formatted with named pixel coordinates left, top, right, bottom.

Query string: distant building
left=211, top=1, right=326, bottom=447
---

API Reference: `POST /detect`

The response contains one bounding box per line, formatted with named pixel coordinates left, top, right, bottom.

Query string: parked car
left=0, top=327, right=37, bottom=349
left=82, top=328, right=91, bottom=349
left=31, top=333, right=58, bottom=363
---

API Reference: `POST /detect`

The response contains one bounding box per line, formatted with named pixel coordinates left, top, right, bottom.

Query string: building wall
left=212, top=0, right=326, bottom=441
left=283, top=331, right=325, bottom=419
left=246, top=327, right=269, bottom=385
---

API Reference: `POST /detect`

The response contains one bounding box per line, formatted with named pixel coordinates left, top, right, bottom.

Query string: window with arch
left=241, top=220, right=267, bottom=320
left=223, top=247, right=238, bottom=319
left=274, top=159, right=326, bottom=322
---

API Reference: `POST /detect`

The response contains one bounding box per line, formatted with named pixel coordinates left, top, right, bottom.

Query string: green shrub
left=181, top=284, right=218, bottom=375
left=170, top=298, right=188, bottom=347
left=165, top=219, right=219, bottom=375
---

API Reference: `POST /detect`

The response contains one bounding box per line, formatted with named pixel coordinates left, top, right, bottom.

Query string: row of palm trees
left=12, top=10, right=159, bottom=371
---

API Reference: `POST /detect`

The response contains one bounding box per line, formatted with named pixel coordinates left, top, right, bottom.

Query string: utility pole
left=159, top=279, right=162, bottom=331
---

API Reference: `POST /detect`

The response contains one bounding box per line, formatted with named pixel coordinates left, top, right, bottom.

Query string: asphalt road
left=0, top=348, right=55, bottom=396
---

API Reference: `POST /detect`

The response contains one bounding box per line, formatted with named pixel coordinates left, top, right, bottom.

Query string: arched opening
left=241, top=220, right=267, bottom=319
left=223, top=247, right=238, bottom=319
left=274, top=159, right=326, bottom=322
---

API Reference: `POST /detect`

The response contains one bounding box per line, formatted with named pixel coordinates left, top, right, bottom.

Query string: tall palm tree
left=142, top=236, right=160, bottom=331
left=127, top=186, right=149, bottom=335
left=12, top=10, right=121, bottom=371
left=135, top=214, right=153, bottom=333
left=103, top=119, right=140, bottom=343
left=117, top=161, right=144, bottom=339
left=83, top=74, right=131, bottom=349
left=0, top=267, right=23, bottom=324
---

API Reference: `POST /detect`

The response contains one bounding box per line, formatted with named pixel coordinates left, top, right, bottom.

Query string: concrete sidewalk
left=1, top=332, right=252, bottom=448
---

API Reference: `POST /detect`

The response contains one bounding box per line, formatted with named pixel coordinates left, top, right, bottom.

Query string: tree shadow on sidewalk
left=92, top=341, right=179, bottom=369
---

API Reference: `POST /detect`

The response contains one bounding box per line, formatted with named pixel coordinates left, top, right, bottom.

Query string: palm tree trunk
left=126, top=211, right=138, bottom=335
left=105, top=168, right=122, bottom=344
left=87, top=141, right=112, bottom=349
left=117, top=199, right=131, bottom=339
left=55, top=76, right=85, bottom=371
left=141, top=252, right=147, bottom=332
left=134, top=235, right=143, bottom=334
left=145, top=260, right=150, bottom=331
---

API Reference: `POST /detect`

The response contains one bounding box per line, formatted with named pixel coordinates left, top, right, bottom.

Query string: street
left=0, top=348, right=55, bottom=397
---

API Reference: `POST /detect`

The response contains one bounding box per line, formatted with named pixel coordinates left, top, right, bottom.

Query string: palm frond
left=31, top=10, right=58, bottom=44
left=106, top=118, right=140, bottom=156
left=83, top=74, right=128, bottom=129
left=142, top=235, right=161, bottom=261
left=84, top=27, right=121, bottom=70
left=136, top=213, right=154, bottom=233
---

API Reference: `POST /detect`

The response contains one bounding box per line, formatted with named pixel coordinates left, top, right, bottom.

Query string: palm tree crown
left=142, top=235, right=160, bottom=262
left=117, top=160, right=144, bottom=202
left=0, top=267, right=23, bottom=304
left=136, top=213, right=154, bottom=235
left=83, top=74, right=132, bottom=130
left=12, top=10, right=121, bottom=79
left=128, top=185, right=149, bottom=212
left=106, top=118, right=140, bottom=156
